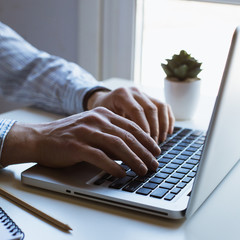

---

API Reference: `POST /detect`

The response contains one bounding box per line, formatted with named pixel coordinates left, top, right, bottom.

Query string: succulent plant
left=161, top=50, right=202, bottom=81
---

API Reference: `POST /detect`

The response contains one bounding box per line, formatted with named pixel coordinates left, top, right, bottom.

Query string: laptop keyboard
left=93, top=127, right=205, bottom=201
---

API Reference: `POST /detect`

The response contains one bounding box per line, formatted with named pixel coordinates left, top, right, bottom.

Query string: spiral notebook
left=0, top=207, right=24, bottom=240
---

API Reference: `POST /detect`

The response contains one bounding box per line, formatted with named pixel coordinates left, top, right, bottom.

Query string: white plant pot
left=164, top=78, right=201, bottom=120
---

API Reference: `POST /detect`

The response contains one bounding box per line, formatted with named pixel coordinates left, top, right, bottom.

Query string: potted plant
left=161, top=50, right=202, bottom=120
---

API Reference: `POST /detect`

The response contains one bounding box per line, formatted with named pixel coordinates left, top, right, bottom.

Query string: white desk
left=1, top=79, right=240, bottom=240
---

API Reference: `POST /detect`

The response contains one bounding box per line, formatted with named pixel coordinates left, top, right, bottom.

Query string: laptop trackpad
left=21, top=162, right=102, bottom=187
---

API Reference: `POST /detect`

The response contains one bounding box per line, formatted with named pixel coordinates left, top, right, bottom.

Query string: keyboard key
left=150, top=188, right=168, bottom=199
left=159, top=182, right=174, bottom=189
left=164, top=193, right=175, bottom=201
left=191, top=155, right=201, bottom=160
left=171, top=187, right=181, bottom=195
left=164, top=154, right=176, bottom=159
left=192, top=130, right=203, bottom=136
left=182, top=177, right=192, bottom=183
left=123, top=180, right=143, bottom=192
left=186, top=147, right=198, bottom=152
left=149, top=177, right=163, bottom=184
left=165, top=177, right=180, bottom=184
left=158, top=157, right=171, bottom=164
left=94, top=178, right=106, bottom=185
left=168, top=150, right=181, bottom=155
left=161, top=168, right=174, bottom=174
left=158, top=163, right=166, bottom=168
left=167, top=163, right=179, bottom=169
left=143, top=182, right=158, bottom=189
left=135, top=175, right=150, bottom=182
left=181, top=151, right=193, bottom=156
left=188, top=172, right=196, bottom=178
left=94, top=173, right=111, bottom=185
left=191, top=143, right=202, bottom=148
left=177, top=168, right=190, bottom=174
left=178, top=142, right=189, bottom=147
left=126, top=171, right=137, bottom=177
left=109, top=176, right=132, bottom=189
left=182, top=163, right=194, bottom=169
left=136, top=188, right=152, bottom=195
left=173, top=127, right=182, bottom=133
left=120, top=164, right=130, bottom=171
left=176, top=155, right=189, bottom=160
left=186, top=159, right=198, bottom=165
left=177, top=182, right=187, bottom=189
left=172, top=159, right=184, bottom=165
left=193, top=166, right=198, bottom=172
left=172, top=172, right=185, bottom=179
left=155, top=172, right=169, bottom=179
left=173, top=146, right=185, bottom=151
left=108, top=176, right=117, bottom=182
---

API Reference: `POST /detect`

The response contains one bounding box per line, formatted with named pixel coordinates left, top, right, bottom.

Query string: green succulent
left=161, top=50, right=202, bottom=81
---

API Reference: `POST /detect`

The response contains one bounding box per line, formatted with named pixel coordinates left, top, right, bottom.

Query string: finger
left=133, top=91, right=159, bottom=143
left=82, top=145, right=126, bottom=178
left=167, top=104, right=175, bottom=134
left=92, top=128, right=159, bottom=172
left=148, top=97, right=170, bottom=143
left=106, top=113, right=161, bottom=157
left=110, top=88, right=151, bottom=134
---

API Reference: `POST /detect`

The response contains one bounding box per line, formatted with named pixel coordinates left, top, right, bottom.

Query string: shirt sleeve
left=0, top=21, right=108, bottom=115
left=0, top=22, right=110, bottom=168
left=0, top=119, right=16, bottom=169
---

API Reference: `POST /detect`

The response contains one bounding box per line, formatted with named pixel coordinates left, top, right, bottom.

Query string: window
left=134, top=0, right=240, bottom=96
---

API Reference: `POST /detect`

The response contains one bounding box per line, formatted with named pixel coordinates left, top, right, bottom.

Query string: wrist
left=1, top=122, right=40, bottom=167
left=87, top=91, right=109, bottom=110
left=83, top=87, right=110, bottom=111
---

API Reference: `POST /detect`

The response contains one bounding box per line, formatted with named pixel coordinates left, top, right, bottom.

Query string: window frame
left=77, top=0, right=136, bottom=81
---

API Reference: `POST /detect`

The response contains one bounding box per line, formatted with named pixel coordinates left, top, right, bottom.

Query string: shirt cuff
left=0, top=119, right=16, bottom=169
left=82, top=86, right=111, bottom=111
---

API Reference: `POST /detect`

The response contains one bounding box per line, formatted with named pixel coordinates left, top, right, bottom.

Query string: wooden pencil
left=0, top=187, right=72, bottom=232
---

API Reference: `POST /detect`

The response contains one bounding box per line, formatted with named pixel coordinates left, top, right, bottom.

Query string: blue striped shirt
left=0, top=22, right=105, bottom=166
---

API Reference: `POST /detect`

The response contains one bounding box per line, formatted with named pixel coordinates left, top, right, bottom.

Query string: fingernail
left=151, top=159, right=159, bottom=170
left=153, top=136, right=159, bottom=144
left=154, top=145, right=161, bottom=156
left=139, top=163, right=148, bottom=175
left=160, top=132, right=167, bottom=143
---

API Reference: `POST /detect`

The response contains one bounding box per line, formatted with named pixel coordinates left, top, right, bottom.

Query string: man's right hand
left=1, top=107, right=161, bottom=177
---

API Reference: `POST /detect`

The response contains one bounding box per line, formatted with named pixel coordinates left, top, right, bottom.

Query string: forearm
left=0, top=122, right=40, bottom=167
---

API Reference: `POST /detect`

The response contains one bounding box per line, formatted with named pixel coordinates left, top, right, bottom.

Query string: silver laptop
left=21, top=26, right=240, bottom=219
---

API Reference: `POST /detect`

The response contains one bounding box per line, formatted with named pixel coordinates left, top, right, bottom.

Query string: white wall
left=0, top=0, right=81, bottom=112
left=0, top=0, right=79, bottom=63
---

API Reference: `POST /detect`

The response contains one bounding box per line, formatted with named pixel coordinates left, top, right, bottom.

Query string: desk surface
left=1, top=79, right=240, bottom=240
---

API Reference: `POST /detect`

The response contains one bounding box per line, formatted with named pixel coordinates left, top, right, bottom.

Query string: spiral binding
left=0, top=207, right=24, bottom=239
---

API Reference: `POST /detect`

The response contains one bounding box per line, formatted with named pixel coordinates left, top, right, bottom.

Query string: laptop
left=21, top=26, right=240, bottom=219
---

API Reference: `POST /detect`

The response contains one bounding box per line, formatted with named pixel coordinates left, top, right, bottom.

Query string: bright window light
left=135, top=0, right=240, bottom=96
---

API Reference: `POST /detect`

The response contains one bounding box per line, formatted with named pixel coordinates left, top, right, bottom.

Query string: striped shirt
left=0, top=22, right=106, bottom=166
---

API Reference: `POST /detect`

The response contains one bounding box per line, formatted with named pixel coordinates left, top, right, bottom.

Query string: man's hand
left=87, top=87, right=175, bottom=143
left=1, top=107, right=160, bottom=177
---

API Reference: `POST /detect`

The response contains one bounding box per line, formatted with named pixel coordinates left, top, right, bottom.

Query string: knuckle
left=124, top=131, right=135, bottom=144
left=130, top=105, right=144, bottom=114
left=94, top=106, right=108, bottom=114
left=114, top=87, right=128, bottom=95
left=84, top=111, right=104, bottom=124
left=127, top=121, right=142, bottom=133
left=129, top=86, right=140, bottom=94
left=111, top=136, right=125, bottom=147
left=146, top=104, right=158, bottom=114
